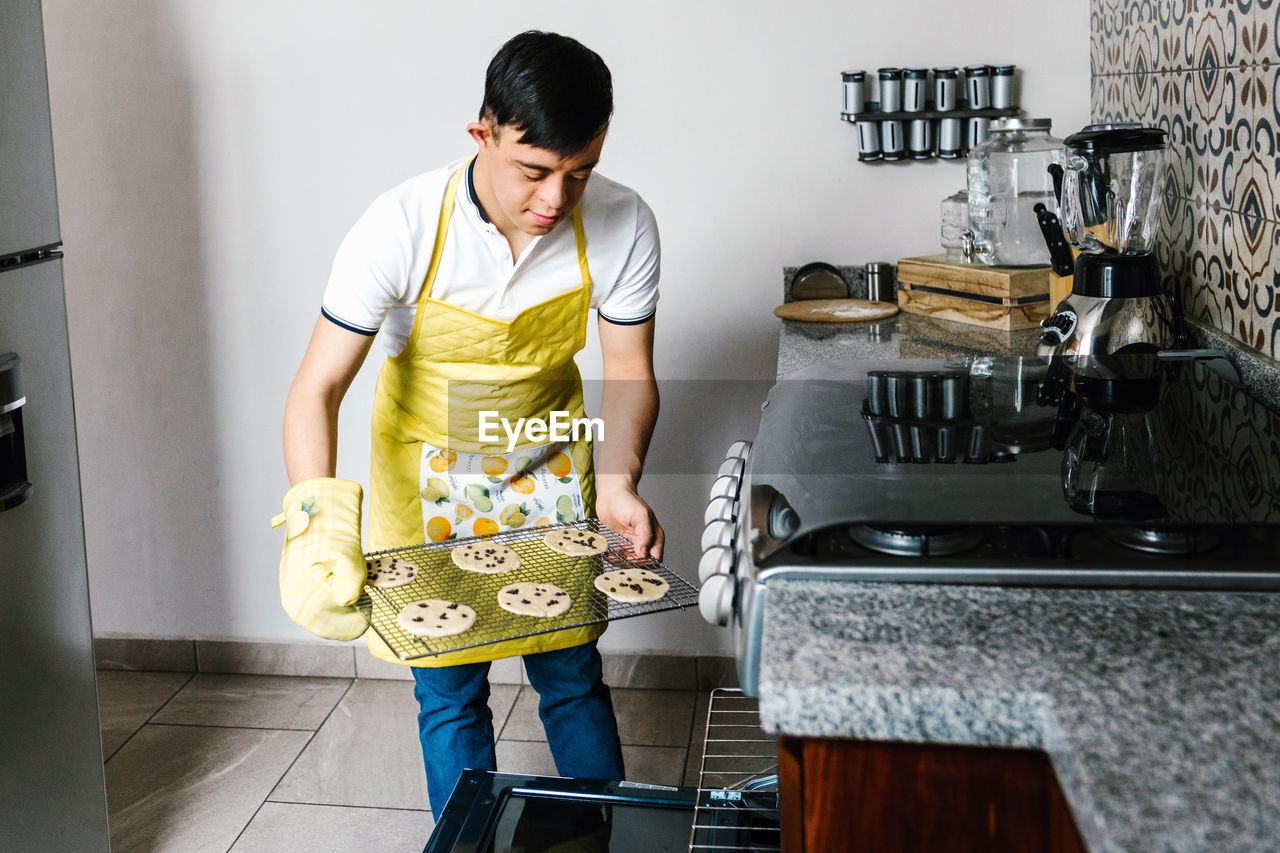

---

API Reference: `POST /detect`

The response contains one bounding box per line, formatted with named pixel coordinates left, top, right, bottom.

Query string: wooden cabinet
left=778, top=737, right=1088, bottom=852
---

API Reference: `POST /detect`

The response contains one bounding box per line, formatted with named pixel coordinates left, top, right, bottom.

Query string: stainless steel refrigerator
left=1, top=1, right=112, bottom=849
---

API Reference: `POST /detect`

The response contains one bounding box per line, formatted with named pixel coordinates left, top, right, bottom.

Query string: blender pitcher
left=1037, top=124, right=1175, bottom=360
left=1058, top=124, right=1167, bottom=255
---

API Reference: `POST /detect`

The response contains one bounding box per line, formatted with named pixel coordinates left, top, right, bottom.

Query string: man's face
left=468, top=120, right=606, bottom=240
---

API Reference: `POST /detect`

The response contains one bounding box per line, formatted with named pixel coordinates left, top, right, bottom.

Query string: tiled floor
left=97, top=670, right=716, bottom=853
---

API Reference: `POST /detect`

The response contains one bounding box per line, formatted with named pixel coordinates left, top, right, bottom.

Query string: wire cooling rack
left=355, top=519, right=698, bottom=661
left=689, top=688, right=781, bottom=852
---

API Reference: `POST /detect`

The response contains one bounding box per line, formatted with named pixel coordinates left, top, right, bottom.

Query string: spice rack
left=841, top=65, right=1022, bottom=162
left=841, top=103, right=1020, bottom=123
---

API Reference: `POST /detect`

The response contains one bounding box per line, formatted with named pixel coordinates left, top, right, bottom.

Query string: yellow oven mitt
left=270, top=477, right=368, bottom=641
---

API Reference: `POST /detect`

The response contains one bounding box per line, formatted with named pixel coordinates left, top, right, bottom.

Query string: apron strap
left=420, top=161, right=467, bottom=303
left=572, top=207, right=591, bottom=347
left=408, top=158, right=593, bottom=347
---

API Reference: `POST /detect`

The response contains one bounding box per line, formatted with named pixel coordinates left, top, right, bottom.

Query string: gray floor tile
left=496, top=739, right=558, bottom=777
left=497, top=687, right=543, bottom=741
left=493, top=741, right=684, bottom=786
left=270, top=679, right=518, bottom=811
left=696, top=655, right=741, bottom=690
left=151, top=673, right=351, bottom=730
left=230, top=802, right=434, bottom=853
left=684, top=690, right=712, bottom=787
left=96, top=670, right=192, bottom=760
left=197, top=639, right=356, bottom=677
left=602, top=652, right=697, bottom=690
left=621, top=745, right=688, bottom=787
left=498, top=686, right=697, bottom=748
left=356, top=650, right=523, bottom=684
left=105, top=723, right=311, bottom=853
left=613, top=688, right=698, bottom=748
left=95, top=637, right=196, bottom=672
left=354, top=651, right=416, bottom=681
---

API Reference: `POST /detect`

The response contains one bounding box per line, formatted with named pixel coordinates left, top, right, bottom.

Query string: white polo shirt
left=322, top=158, right=660, bottom=357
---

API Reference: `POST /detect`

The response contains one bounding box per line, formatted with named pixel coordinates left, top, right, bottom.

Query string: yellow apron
left=366, top=161, right=603, bottom=667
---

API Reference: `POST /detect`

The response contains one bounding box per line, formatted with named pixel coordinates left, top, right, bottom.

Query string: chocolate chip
left=413, top=617, right=424, bottom=622
left=521, top=599, right=531, bottom=604
left=447, top=603, right=459, bottom=610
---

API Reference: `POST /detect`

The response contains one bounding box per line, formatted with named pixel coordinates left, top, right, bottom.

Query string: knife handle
left=1034, top=203, right=1075, bottom=277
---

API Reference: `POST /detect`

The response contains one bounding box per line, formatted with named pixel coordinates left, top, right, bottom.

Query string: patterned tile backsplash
left=1091, top=0, right=1279, bottom=359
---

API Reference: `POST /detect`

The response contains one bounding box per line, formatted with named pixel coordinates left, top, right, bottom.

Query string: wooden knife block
left=896, top=255, right=1051, bottom=331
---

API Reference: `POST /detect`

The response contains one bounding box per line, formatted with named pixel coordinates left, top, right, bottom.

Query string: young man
left=272, top=31, right=663, bottom=815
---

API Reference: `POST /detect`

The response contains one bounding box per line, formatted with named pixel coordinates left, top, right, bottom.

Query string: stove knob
left=698, top=546, right=734, bottom=582
left=717, top=457, right=744, bottom=479
left=709, top=474, right=739, bottom=502
left=701, top=519, right=735, bottom=552
left=704, top=495, right=736, bottom=526
left=699, top=573, right=736, bottom=627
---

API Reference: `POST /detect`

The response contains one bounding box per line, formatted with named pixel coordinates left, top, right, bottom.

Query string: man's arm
left=595, top=316, right=663, bottom=559
left=283, top=316, right=377, bottom=485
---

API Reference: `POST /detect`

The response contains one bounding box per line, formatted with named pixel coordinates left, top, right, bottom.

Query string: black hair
left=480, top=31, right=613, bottom=158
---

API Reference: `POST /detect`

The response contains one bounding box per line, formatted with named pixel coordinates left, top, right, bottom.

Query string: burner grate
left=849, top=523, right=985, bottom=557
left=689, top=688, right=781, bottom=852
left=356, top=519, right=698, bottom=661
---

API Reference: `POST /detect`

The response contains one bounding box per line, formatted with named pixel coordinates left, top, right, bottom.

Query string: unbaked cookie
left=366, top=556, right=419, bottom=589
left=451, top=541, right=522, bottom=574
left=542, top=528, right=609, bottom=556
left=396, top=599, right=476, bottom=638
left=593, top=568, right=669, bottom=603
left=496, top=582, right=571, bottom=618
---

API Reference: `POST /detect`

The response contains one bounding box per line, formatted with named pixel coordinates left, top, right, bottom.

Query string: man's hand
left=596, top=476, right=665, bottom=561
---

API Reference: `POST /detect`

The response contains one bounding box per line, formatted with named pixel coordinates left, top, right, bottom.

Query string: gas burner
left=1105, top=527, right=1221, bottom=556
left=848, top=524, right=985, bottom=557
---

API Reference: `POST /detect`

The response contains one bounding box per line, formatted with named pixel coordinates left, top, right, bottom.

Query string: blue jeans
left=410, top=641, right=625, bottom=815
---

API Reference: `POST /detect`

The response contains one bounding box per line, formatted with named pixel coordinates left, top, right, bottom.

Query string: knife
left=1034, top=203, right=1075, bottom=277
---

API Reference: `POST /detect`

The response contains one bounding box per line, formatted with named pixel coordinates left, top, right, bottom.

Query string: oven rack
left=689, top=688, right=781, bottom=852
left=356, top=519, right=698, bottom=661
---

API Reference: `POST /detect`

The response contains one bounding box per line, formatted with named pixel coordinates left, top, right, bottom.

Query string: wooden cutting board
left=773, top=299, right=899, bottom=323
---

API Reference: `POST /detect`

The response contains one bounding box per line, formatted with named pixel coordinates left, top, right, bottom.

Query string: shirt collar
left=464, top=159, right=491, bottom=225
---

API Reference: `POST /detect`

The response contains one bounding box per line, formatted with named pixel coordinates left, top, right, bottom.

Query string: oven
left=699, top=353, right=1280, bottom=697
left=422, top=689, right=782, bottom=853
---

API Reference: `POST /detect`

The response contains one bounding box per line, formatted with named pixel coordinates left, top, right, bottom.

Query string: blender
left=1036, top=124, right=1175, bottom=365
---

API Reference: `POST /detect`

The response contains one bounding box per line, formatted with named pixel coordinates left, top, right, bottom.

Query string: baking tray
left=356, top=519, right=699, bottom=661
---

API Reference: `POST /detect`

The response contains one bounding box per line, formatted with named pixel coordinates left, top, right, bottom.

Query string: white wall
left=42, top=0, right=1089, bottom=651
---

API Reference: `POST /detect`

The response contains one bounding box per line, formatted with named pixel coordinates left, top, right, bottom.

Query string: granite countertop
left=759, top=582, right=1280, bottom=853
left=777, top=312, right=1040, bottom=378
left=762, top=308, right=1280, bottom=851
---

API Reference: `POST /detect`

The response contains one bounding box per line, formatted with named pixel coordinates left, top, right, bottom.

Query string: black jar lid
left=933, top=66, right=959, bottom=78
left=964, top=64, right=990, bottom=76
left=1072, top=253, right=1161, bottom=298
left=878, top=67, right=903, bottom=79
left=905, top=68, right=929, bottom=79
left=1064, top=123, right=1168, bottom=154
left=842, top=69, right=866, bottom=81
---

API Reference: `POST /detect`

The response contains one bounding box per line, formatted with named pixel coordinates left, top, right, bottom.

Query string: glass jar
left=940, top=189, right=971, bottom=262
left=966, top=118, right=1065, bottom=267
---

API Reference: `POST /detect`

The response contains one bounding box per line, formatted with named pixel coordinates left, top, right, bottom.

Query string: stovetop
left=747, top=355, right=1280, bottom=577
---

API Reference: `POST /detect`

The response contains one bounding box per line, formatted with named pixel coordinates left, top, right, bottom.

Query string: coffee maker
left=1037, top=125, right=1175, bottom=361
